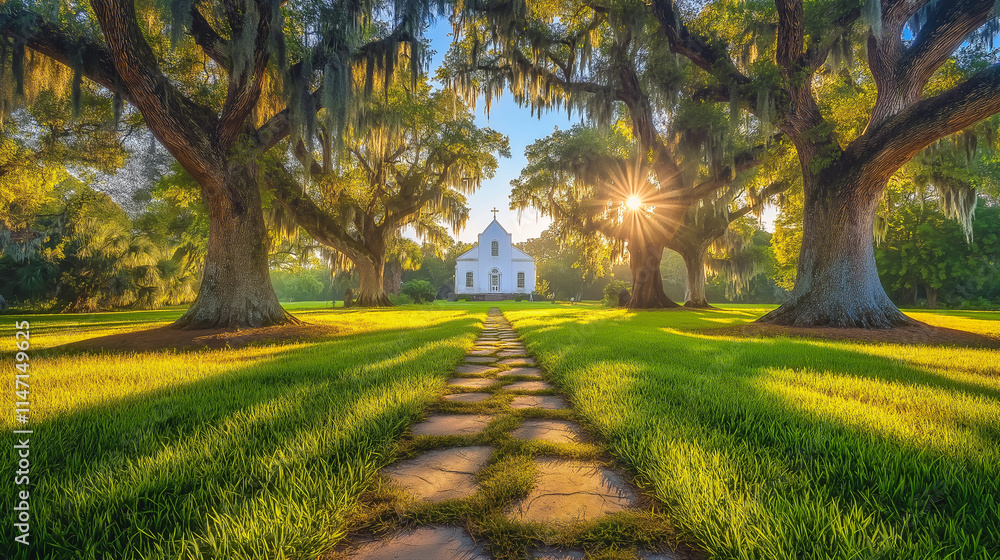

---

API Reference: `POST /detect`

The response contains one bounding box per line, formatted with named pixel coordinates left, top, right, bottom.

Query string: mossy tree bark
left=625, top=241, right=678, bottom=309
left=175, top=162, right=293, bottom=328
left=679, top=244, right=711, bottom=308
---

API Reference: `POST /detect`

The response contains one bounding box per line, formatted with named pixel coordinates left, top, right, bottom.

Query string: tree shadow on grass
left=0, top=314, right=481, bottom=560
left=511, top=309, right=1000, bottom=558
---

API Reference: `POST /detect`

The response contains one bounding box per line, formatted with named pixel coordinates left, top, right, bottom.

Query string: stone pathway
left=337, top=309, right=687, bottom=560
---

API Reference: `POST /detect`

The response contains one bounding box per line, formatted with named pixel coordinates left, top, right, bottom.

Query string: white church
left=455, top=215, right=536, bottom=300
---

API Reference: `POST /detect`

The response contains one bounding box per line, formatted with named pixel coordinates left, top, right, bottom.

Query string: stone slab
left=349, top=526, right=488, bottom=560
left=468, top=349, right=497, bottom=356
left=530, top=549, right=585, bottom=560
left=411, top=414, right=491, bottom=436
left=508, top=459, right=638, bottom=524
left=497, top=350, right=530, bottom=357
left=498, top=357, right=537, bottom=366
left=510, top=395, right=568, bottom=410
left=443, top=392, right=492, bottom=403
left=505, top=381, right=553, bottom=392
left=454, top=364, right=498, bottom=375
left=464, top=356, right=497, bottom=364
left=449, top=378, right=497, bottom=389
left=511, top=419, right=586, bottom=443
left=497, top=367, right=544, bottom=378
left=384, top=447, right=492, bottom=502
left=640, top=551, right=682, bottom=560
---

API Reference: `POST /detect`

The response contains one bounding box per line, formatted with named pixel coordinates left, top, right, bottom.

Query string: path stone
left=510, top=395, right=568, bottom=410
left=349, top=526, right=488, bottom=560
left=530, top=548, right=585, bottom=560
left=412, top=414, right=491, bottom=436
left=384, top=447, right=492, bottom=502
left=443, top=392, right=492, bottom=403
left=498, top=357, right=536, bottom=366
left=468, top=348, right=497, bottom=356
left=498, top=350, right=529, bottom=357
left=497, top=367, right=544, bottom=378
left=639, top=551, right=683, bottom=559
left=455, top=364, right=497, bottom=376
left=505, top=381, right=553, bottom=392
left=508, top=459, right=638, bottom=524
left=449, top=378, right=497, bottom=389
left=511, top=420, right=586, bottom=444
left=464, top=356, right=497, bottom=364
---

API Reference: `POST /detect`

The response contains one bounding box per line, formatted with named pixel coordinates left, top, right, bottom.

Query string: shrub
left=388, top=293, right=414, bottom=305
left=957, top=297, right=999, bottom=311
left=602, top=279, right=632, bottom=307
left=401, top=280, right=435, bottom=304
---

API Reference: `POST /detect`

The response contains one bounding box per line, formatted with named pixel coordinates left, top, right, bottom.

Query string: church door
left=490, top=268, right=501, bottom=292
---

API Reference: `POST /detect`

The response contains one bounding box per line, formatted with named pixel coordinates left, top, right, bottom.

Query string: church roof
left=455, top=219, right=534, bottom=261
left=456, top=245, right=477, bottom=260
left=482, top=217, right=509, bottom=235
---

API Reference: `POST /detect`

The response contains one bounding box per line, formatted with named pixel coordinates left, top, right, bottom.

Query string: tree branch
left=264, top=162, right=369, bottom=257
left=253, top=24, right=417, bottom=153
left=854, top=62, right=1000, bottom=183
left=901, top=0, right=997, bottom=89
left=189, top=3, right=231, bottom=69
left=216, top=0, right=272, bottom=152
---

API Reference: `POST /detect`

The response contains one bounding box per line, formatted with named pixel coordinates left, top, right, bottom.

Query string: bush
left=271, top=268, right=331, bottom=302
left=401, top=280, right=435, bottom=304
left=602, top=279, right=632, bottom=307
left=957, top=297, right=1000, bottom=310
left=514, top=294, right=523, bottom=302
left=388, top=293, right=414, bottom=305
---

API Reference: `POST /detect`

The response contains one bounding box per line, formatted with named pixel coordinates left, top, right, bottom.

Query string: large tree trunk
left=384, top=261, right=403, bottom=295
left=759, top=174, right=912, bottom=328
left=174, top=163, right=294, bottom=329
left=680, top=245, right=712, bottom=308
left=925, top=285, right=939, bottom=309
left=626, top=242, right=679, bottom=309
left=354, top=248, right=392, bottom=307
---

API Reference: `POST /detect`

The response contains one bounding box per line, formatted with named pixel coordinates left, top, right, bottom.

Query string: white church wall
left=454, top=219, right=536, bottom=296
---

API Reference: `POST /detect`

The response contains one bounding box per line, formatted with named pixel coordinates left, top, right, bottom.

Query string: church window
left=517, top=272, right=525, bottom=289
left=491, top=240, right=499, bottom=256
left=466, top=271, right=474, bottom=287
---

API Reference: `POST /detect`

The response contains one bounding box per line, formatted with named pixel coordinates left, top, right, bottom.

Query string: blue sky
left=422, top=19, right=584, bottom=244
left=411, top=18, right=776, bottom=245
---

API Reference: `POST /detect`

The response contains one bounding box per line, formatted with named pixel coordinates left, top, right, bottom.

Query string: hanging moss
left=937, top=182, right=978, bottom=243
left=863, top=0, right=882, bottom=39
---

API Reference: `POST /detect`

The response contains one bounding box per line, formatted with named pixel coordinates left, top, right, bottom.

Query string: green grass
left=4, top=302, right=998, bottom=559
left=502, top=305, right=1000, bottom=560
left=346, top=337, right=682, bottom=560
left=1, top=304, right=485, bottom=559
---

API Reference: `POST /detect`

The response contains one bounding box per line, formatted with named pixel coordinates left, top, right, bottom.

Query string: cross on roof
left=491, top=207, right=499, bottom=219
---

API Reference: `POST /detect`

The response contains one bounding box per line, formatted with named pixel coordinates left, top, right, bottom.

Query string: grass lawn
left=501, top=303, right=1000, bottom=559
left=2, top=301, right=997, bottom=559
left=1, top=303, right=485, bottom=559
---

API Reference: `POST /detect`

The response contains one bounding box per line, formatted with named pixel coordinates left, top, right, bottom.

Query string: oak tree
left=1, top=0, right=436, bottom=326
left=649, top=0, right=1000, bottom=327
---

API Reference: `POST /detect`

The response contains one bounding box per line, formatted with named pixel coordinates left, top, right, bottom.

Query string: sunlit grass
left=0, top=305, right=485, bottom=560
left=505, top=305, right=1000, bottom=560
left=3, top=302, right=997, bottom=559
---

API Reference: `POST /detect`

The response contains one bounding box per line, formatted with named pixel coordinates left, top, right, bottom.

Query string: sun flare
left=626, top=196, right=643, bottom=211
